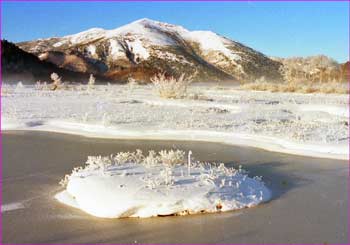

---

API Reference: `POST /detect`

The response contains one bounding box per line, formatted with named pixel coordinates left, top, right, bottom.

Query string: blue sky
left=2, top=1, right=349, bottom=62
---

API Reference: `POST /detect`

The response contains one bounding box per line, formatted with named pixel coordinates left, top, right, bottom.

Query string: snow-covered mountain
left=18, top=18, right=283, bottom=82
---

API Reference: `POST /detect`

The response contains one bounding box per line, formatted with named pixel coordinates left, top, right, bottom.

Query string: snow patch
left=153, top=50, right=191, bottom=64
left=1, top=202, right=26, bottom=213
left=107, top=19, right=177, bottom=46
left=299, top=105, right=349, bottom=118
left=143, top=99, right=242, bottom=112
left=87, top=45, right=97, bottom=57
left=53, top=40, right=66, bottom=48
left=109, top=39, right=126, bottom=59
left=126, top=39, right=150, bottom=60
left=56, top=151, right=271, bottom=218
left=68, top=28, right=106, bottom=44
left=185, top=31, right=241, bottom=61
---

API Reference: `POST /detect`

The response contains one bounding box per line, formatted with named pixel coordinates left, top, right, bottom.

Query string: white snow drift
left=56, top=150, right=271, bottom=218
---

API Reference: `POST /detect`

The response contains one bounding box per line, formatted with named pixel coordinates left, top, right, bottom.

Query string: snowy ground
left=1, top=83, right=349, bottom=159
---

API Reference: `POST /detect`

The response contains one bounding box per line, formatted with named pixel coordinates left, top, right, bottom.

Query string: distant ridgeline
left=2, top=19, right=349, bottom=84
left=272, top=56, right=349, bottom=83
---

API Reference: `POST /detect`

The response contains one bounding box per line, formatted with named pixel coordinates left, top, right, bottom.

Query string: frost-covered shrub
left=35, top=81, right=49, bottom=90
left=132, top=149, right=144, bottom=163
left=160, top=165, right=174, bottom=185
left=159, top=149, right=186, bottom=165
left=143, top=150, right=159, bottom=167
left=113, top=152, right=133, bottom=165
left=50, top=73, right=63, bottom=90
left=111, top=150, right=145, bottom=165
left=60, top=149, right=188, bottom=181
left=151, top=73, right=193, bottom=99
left=87, top=74, right=95, bottom=91
left=59, top=149, right=244, bottom=188
left=86, top=156, right=113, bottom=170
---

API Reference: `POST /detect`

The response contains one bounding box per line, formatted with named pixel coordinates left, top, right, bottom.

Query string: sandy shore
left=2, top=131, right=348, bottom=243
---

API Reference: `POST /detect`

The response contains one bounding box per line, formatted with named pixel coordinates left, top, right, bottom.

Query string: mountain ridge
left=16, top=18, right=283, bottom=83
left=3, top=18, right=347, bottom=84
left=1, top=40, right=99, bottom=83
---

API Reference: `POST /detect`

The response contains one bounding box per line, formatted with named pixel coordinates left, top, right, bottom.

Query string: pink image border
left=0, top=0, right=348, bottom=244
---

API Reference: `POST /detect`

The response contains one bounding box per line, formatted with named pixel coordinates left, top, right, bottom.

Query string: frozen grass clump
left=151, top=73, right=193, bottom=99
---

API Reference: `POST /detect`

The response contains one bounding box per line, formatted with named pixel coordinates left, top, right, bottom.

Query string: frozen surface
left=1, top=83, right=348, bottom=159
left=56, top=150, right=271, bottom=218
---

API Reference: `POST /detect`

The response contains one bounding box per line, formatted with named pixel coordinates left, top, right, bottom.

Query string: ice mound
left=55, top=150, right=271, bottom=218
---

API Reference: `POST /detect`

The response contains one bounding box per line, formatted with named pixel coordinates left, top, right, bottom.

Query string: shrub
left=159, top=150, right=186, bottom=165
left=87, top=74, right=95, bottom=91
left=59, top=149, right=245, bottom=189
left=50, top=73, right=63, bottom=90
left=35, top=81, right=49, bottom=90
left=151, top=73, right=193, bottom=99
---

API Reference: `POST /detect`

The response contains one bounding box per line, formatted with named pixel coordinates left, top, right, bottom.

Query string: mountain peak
left=116, top=18, right=189, bottom=34
left=17, top=19, right=284, bottom=83
left=133, top=18, right=158, bottom=24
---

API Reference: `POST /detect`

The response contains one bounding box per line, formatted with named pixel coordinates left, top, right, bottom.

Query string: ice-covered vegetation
left=87, top=74, right=95, bottom=91
left=151, top=73, right=193, bottom=99
left=56, top=149, right=271, bottom=218
left=50, top=72, right=64, bottom=90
